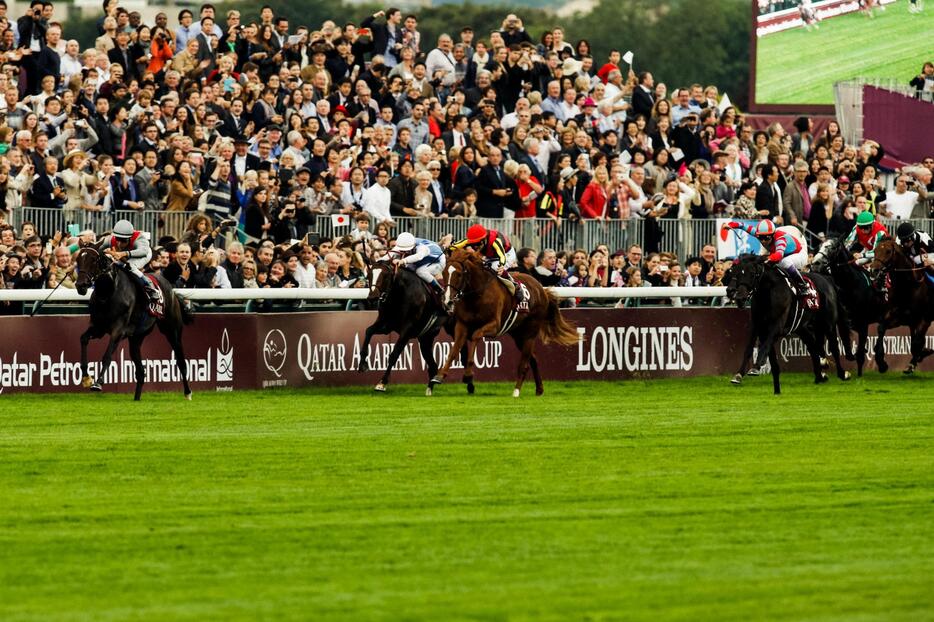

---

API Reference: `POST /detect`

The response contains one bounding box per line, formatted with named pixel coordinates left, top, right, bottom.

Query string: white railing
left=0, top=286, right=727, bottom=303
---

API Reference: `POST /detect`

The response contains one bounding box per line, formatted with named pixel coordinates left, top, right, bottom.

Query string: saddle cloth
left=144, top=274, right=166, bottom=318
left=495, top=274, right=530, bottom=313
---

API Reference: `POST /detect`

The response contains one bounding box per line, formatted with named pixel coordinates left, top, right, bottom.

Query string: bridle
left=75, top=245, right=113, bottom=284
left=369, top=259, right=396, bottom=305
left=445, top=258, right=477, bottom=306
left=729, top=258, right=765, bottom=304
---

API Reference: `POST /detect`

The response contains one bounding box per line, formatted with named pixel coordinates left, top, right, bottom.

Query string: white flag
left=717, top=93, right=733, bottom=114
left=622, top=50, right=634, bottom=65
left=331, top=214, right=350, bottom=227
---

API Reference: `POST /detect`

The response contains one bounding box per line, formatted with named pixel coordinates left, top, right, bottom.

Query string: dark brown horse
left=431, top=248, right=579, bottom=397
left=869, top=239, right=934, bottom=373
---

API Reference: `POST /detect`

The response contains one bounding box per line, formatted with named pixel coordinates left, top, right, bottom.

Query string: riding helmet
left=113, top=219, right=135, bottom=239
left=896, top=221, right=915, bottom=241
left=754, top=220, right=776, bottom=237
left=393, top=232, right=416, bottom=252
left=856, top=211, right=875, bottom=226
left=466, top=224, right=488, bottom=244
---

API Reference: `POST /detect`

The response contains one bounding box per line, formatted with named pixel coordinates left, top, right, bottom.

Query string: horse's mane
left=449, top=247, right=485, bottom=267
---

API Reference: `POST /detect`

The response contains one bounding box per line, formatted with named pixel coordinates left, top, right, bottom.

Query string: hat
left=582, top=97, right=596, bottom=108
left=267, top=125, right=283, bottom=132
left=333, top=105, right=348, bottom=115
left=685, top=256, right=703, bottom=266
left=561, top=57, right=582, bottom=75
left=234, top=137, right=250, bottom=145
left=560, top=167, right=579, bottom=181
left=63, top=149, right=87, bottom=169
left=837, top=175, right=850, bottom=183
left=296, top=167, right=312, bottom=176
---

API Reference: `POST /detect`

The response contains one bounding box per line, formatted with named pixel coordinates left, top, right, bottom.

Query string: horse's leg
left=129, top=335, right=145, bottom=401
left=91, top=334, right=122, bottom=391
left=80, top=327, right=98, bottom=388
left=826, top=325, right=850, bottom=381
left=731, top=326, right=758, bottom=385
left=855, top=323, right=868, bottom=377
left=512, top=336, right=534, bottom=398
left=376, top=335, right=411, bottom=392
left=358, top=321, right=387, bottom=373
left=529, top=353, right=544, bottom=396
left=768, top=343, right=782, bottom=395
left=166, top=325, right=192, bottom=399
left=798, top=331, right=826, bottom=384
left=905, top=320, right=932, bottom=374
left=419, top=334, right=439, bottom=396
left=461, top=329, right=486, bottom=395
left=874, top=320, right=890, bottom=373
left=432, top=321, right=469, bottom=385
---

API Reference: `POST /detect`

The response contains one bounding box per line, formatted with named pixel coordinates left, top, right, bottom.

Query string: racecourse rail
left=0, top=287, right=728, bottom=302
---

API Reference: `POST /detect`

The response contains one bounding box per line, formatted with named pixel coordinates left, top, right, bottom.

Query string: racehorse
left=811, top=236, right=890, bottom=376
left=725, top=254, right=849, bottom=394
left=358, top=257, right=452, bottom=395
left=432, top=248, right=579, bottom=397
left=74, top=242, right=193, bottom=400
left=869, top=239, right=934, bottom=374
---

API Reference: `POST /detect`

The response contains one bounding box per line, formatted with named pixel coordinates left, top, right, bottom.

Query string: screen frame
left=748, top=0, right=835, bottom=115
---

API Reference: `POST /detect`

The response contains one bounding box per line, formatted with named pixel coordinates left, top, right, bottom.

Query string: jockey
left=723, top=219, right=810, bottom=295
left=845, top=211, right=888, bottom=264
left=102, top=219, right=161, bottom=314
left=389, top=232, right=446, bottom=292
left=450, top=223, right=527, bottom=310
left=896, top=221, right=934, bottom=277
left=450, top=223, right=517, bottom=272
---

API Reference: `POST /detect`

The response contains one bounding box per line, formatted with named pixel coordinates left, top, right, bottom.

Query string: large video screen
left=753, top=0, right=931, bottom=107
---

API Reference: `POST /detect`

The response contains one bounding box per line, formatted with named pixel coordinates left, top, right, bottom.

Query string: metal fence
left=6, top=206, right=934, bottom=259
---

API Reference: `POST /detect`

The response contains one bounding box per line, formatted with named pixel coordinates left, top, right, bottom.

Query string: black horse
left=810, top=236, right=891, bottom=376
left=725, top=255, right=849, bottom=394
left=869, top=239, right=934, bottom=374
left=358, top=258, right=452, bottom=395
left=74, top=243, right=193, bottom=400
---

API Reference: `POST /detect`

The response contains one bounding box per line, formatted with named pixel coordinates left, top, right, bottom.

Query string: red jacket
left=579, top=181, right=609, bottom=219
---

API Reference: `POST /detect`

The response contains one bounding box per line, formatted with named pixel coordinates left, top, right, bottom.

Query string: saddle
left=779, top=269, right=819, bottom=311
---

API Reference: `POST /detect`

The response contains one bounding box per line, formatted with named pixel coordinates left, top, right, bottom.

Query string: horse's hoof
left=512, top=388, right=520, bottom=398
left=746, top=368, right=760, bottom=376
left=536, top=387, right=544, bottom=396
left=730, top=373, right=743, bottom=385
left=425, top=387, right=433, bottom=397
left=89, top=382, right=102, bottom=392
left=877, top=360, right=889, bottom=374
left=374, top=383, right=386, bottom=392
left=903, top=365, right=915, bottom=375
left=185, top=392, right=192, bottom=401
left=429, top=376, right=443, bottom=386
left=466, top=383, right=475, bottom=395
left=816, top=373, right=829, bottom=384
left=81, top=376, right=93, bottom=388
left=841, top=370, right=852, bottom=381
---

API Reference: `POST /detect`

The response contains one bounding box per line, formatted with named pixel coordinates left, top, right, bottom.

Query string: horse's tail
left=540, top=291, right=580, bottom=346
left=178, top=293, right=195, bottom=325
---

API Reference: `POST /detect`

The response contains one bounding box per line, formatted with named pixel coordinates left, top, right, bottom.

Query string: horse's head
left=868, top=238, right=900, bottom=279
left=811, top=238, right=850, bottom=273
left=724, top=254, right=765, bottom=309
left=444, top=248, right=481, bottom=308
left=366, top=258, right=395, bottom=303
left=74, top=242, right=109, bottom=296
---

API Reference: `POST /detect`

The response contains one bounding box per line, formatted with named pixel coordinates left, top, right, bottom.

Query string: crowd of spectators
left=0, top=1, right=933, bottom=312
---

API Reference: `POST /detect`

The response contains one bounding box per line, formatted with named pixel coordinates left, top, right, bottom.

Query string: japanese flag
left=331, top=214, right=350, bottom=227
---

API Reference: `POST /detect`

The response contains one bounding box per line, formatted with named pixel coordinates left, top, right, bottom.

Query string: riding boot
left=506, top=271, right=529, bottom=312
left=133, top=270, right=163, bottom=318
left=785, top=264, right=809, bottom=298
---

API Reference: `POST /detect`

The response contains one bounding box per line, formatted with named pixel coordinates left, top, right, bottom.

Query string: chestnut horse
left=869, top=239, right=934, bottom=373
left=431, top=248, right=579, bottom=397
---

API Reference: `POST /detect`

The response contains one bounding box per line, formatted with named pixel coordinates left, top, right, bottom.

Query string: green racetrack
left=1, top=375, right=933, bottom=621
left=755, top=3, right=933, bottom=105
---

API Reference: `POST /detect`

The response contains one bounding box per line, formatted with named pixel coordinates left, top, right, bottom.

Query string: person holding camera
left=271, top=199, right=300, bottom=244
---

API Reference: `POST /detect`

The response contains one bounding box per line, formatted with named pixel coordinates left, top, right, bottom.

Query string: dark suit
left=441, top=130, right=470, bottom=153
left=475, top=164, right=510, bottom=218
left=108, top=46, right=139, bottom=82
left=30, top=173, right=65, bottom=209
left=756, top=180, right=781, bottom=220
left=388, top=176, right=416, bottom=217
left=220, top=113, right=247, bottom=139
left=516, top=152, right=546, bottom=184
left=34, top=45, right=61, bottom=94
left=195, top=33, right=216, bottom=76
left=359, top=15, right=399, bottom=62
left=631, top=86, right=655, bottom=120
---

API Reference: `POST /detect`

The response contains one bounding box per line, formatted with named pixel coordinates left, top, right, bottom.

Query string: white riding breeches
left=414, top=254, right=446, bottom=284
left=778, top=248, right=807, bottom=271
left=127, top=249, right=152, bottom=274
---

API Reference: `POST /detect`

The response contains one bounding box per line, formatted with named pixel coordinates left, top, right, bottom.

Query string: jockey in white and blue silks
left=390, top=232, right=446, bottom=291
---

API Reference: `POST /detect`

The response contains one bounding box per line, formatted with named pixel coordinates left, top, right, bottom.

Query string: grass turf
left=755, top=3, right=933, bottom=105
left=1, top=375, right=933, bottom=621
